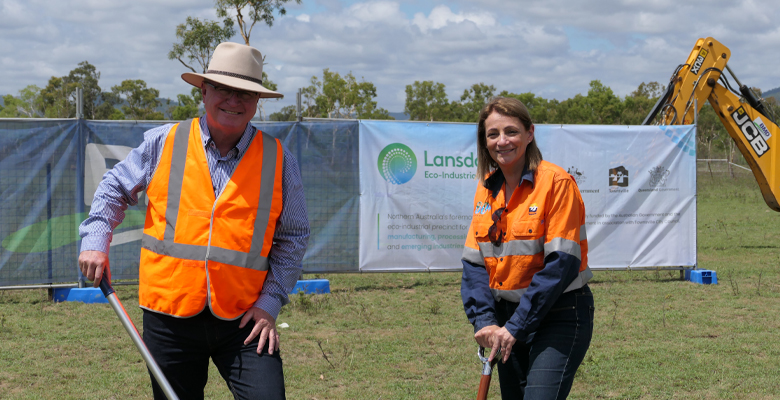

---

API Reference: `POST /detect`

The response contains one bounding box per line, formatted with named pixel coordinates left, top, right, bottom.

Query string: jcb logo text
left=732, top=107, right=769, bottom=157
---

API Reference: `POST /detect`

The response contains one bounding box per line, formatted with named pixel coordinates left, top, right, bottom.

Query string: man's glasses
left=488, top=207, right=506, bottom=246
left=204, top=81, right=258, bottom=102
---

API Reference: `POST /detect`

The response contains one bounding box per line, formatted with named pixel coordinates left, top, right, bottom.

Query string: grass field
left=1, top=165, right=779, bottom=399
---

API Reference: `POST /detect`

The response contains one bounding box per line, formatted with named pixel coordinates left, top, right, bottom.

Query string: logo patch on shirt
left=475, top=201, right=491, bottom=215
left=529, top=204, right=538, bottom=216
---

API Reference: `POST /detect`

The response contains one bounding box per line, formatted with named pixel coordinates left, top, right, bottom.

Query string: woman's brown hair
left=476, top=97, right=543, bottom=188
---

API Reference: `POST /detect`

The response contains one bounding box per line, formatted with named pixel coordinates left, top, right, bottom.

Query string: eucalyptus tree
left=168, top=17, right=236, bottom=74
left=215, top=0, right=301, bottom=45
left=111, top=80, right=164, bottom=120
left=303, top=68, right=392, bottom=119
left=404, top=80, right=452, bottom=121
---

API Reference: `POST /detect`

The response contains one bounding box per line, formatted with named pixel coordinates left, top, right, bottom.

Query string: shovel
left=98, top=274, right=179, bottom=400
left=477, top=346, right=500, bottom=400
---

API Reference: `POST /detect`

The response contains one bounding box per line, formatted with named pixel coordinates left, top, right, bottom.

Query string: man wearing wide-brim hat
left=79, top=42, right=310, bottom=399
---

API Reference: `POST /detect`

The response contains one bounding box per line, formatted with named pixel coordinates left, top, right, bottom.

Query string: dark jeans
left=142, top=309, right=285, bottom=400
left=495, top=285, right=594, bottom=399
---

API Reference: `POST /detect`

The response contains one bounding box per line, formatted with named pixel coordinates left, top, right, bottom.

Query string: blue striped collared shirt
left=79, top=117, right=310, bottom=320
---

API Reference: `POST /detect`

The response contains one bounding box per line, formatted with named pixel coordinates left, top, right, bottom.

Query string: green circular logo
left=377, top=143, right=417, bottom=184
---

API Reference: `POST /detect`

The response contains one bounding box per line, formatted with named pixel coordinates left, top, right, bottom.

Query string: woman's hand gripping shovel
left=98, top=274, right=180, bottom=400
left=477, top=346, right=500, bottom=400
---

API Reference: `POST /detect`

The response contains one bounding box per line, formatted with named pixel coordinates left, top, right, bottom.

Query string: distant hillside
left=764, top=86, right=780, bottom=101
left=388, top=112, right=409, bottom=120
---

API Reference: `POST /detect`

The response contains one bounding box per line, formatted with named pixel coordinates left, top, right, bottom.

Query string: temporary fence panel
left=359, top=121, right=697, bottom=271
left=0, top=119, right=81, bottom=286
left=291, top=121, right=360, bottom=273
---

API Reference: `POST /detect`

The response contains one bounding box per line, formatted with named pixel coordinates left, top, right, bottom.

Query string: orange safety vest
left=462, top=160, right=592, bottom=303
left=139, top=118, right=284, bottom=320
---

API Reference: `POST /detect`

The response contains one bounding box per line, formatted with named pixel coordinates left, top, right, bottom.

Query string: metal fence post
left=296, top=88, right=302, bottom=122
left=76, top=94, right=86, bottom=288
left=76, top=87, right=83, bottom=119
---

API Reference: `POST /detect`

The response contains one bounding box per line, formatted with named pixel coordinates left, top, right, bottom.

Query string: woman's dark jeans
left=495, top=285, right=594, bottom=399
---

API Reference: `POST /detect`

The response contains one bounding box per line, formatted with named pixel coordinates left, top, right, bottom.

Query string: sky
left=2, top=0, right=779, bottom=116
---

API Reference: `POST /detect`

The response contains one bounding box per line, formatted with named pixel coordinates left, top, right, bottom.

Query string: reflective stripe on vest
left=139, top=118, right=283, bottom=319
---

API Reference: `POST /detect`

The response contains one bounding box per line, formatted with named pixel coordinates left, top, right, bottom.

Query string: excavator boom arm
left=708, top=84, right=780, bottom=211
left=645, top=37, right=780, bottom=212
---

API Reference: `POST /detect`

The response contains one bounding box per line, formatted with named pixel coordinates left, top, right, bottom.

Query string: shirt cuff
left=473, top=313, right=499, bottom=333
left=254, top=294, right=283, bottom=321
left=80, top=234, right=112, bottom=254
left=503, top=319, right=527, bottom=342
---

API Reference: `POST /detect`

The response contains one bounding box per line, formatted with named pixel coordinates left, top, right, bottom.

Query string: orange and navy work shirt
left=461, top=160, right=592, bottom=338
left=139, top=118, right=284, bottom=320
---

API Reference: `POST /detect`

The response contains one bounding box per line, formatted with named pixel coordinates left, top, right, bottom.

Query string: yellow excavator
left=643, top=37, right=779, bottom=212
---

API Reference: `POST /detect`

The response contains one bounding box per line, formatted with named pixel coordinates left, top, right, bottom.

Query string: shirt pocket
left=472, top=220, right=495, bottom=259
left=511, top=218, right=542, bottom=238
left=472, top=220, right=494, bottom=241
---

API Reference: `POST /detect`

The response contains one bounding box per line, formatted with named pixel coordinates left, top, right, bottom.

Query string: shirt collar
left=199, top=115, right=256, bottom=159
left=485, top=166, right=535, bottom=199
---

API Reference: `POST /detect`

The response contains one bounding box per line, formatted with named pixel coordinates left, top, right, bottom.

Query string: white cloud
left=0, top=0, right=32, bottom=28
left=347, top=1, right=405, bottom=24
left=412, top=5, right=496, bottom=34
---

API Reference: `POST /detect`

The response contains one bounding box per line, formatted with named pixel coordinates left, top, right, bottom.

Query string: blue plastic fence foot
left=289, top=279, right=330, bottom=294
left=685, top=269, right=717, bottom=285
left=52, top=287, right=109, bottom=304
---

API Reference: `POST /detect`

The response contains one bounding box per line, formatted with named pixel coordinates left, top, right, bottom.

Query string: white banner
left=358, top=121, right=696, bottom=271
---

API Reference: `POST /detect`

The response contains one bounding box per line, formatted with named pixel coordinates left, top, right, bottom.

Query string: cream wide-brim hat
left=181, top=42, right=283, bottom=99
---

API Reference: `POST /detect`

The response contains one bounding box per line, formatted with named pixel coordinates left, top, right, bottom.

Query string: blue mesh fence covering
left=0, top=120, right=80, bottom=286
left=0, top=119, right=359, bottom=286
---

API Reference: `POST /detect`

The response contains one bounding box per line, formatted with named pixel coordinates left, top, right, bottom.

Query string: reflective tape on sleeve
left=491, top=287, right=528, bottom=303
left=544, top=237, right=581, bottom=260
left=563, top=266, right=593, bottom=293
left=462, top=246, right=484, bottom=265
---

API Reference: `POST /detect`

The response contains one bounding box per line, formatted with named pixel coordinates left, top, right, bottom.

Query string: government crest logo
left=648, top=166, right=671, bottom=187
left=567, top=166, right=586, bottom=185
